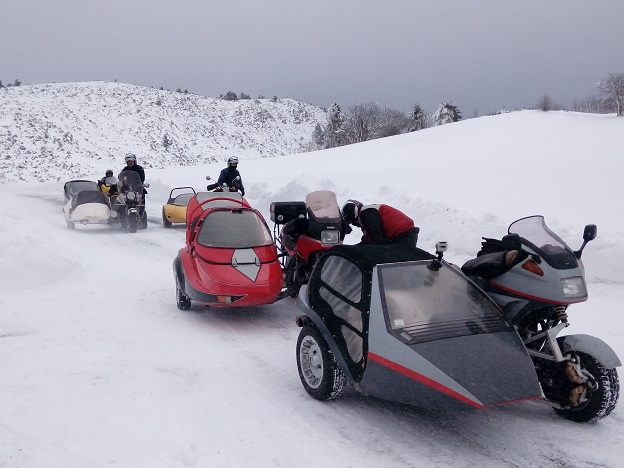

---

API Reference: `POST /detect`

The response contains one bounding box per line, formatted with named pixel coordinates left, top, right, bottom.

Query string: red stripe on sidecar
left=367, top=352, right=483, bottom=408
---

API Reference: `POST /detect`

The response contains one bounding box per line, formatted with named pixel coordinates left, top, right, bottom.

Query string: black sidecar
left=295, top=244, right=543, bottom=411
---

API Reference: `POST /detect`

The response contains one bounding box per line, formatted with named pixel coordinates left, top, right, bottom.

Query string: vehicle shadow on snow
left=185, top=301, right=299, bottom=332
left=327, top=390, right=585, bottom=463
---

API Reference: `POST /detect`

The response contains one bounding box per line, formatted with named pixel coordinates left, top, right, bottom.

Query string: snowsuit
left=98, top=176, right=118, bottom=195
left=216, top=166, right=245, bottom=195
left=357, top=204, right=419, bottom=246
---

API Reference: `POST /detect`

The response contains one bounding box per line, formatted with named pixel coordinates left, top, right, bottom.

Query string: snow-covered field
left=1, top=110, right=623, bottom=467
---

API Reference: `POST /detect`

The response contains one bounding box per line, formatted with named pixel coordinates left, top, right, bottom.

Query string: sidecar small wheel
left=67, top=222, right=75, bottom=230
left=554, top=351, right=620, bottom=423
left=176, top=285, right=192, bottom=310
left=296, top=325, right=347, bottom=401
left=162, top=209, right=172, bottom=228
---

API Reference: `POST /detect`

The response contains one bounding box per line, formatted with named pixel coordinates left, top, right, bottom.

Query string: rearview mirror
left=502, top=233, right=521, bottom=251
left=143, top=182, right=150, bottom=188
left=206, top=175, right=212, bottom=181
left=583, top=224, right=597, bottom=242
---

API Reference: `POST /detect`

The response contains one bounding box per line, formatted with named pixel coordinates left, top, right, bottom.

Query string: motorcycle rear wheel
left=554, top=351, right=620, bottom=423
left=296, top=325, right=347, bottom=401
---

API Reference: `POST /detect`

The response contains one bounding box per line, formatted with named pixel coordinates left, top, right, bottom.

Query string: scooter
left=270, top=190, right=344, bottom=299
left=461, top=215, right=620, bottom=422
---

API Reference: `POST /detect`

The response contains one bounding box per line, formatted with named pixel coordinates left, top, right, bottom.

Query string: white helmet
left=125, top=153, right=137, bottom=162
left=227, top=156, right=239, bottom=166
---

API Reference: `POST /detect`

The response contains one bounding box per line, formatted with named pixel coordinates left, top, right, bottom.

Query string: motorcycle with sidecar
left=295, top=229, right=619, bottom=422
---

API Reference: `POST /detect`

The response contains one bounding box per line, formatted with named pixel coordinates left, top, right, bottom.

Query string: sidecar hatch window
left=197, top=210, right=273, bottom=248
left=311, top=255, right=367, bottom=368
left=379, top=262, right=511, bottom=345
left=319, top=255, right=364, bottom=362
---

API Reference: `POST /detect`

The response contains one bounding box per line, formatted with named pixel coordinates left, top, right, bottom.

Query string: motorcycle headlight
left=320, top=230, right=340, bottom=246
left=561, top=276, right=587, bottom=298
left=127, top=191, right=136, bottom=201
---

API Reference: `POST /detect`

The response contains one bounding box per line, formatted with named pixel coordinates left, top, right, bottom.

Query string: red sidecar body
left=173, top=192, right=283, bottom=309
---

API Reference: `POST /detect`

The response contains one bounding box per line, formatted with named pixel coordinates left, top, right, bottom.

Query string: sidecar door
left=361, top=261, right=543, bottom=410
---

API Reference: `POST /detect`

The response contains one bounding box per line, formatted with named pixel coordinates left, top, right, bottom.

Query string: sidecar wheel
left=66, top=222, right=75, bottom=230
left=162, top=209, right=172, bottom=228
left=296, top=325, right=347, bottom=401
left=176, top=284, right=192, bottom=310
left=554, top=351, right=620, bottom=423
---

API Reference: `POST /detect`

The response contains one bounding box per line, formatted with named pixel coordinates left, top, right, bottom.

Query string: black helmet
left=105, top=169, right=114, bottom=176
left=227, top=156, right=239, bottom=166
left=342, top=199, right=363, bottom=223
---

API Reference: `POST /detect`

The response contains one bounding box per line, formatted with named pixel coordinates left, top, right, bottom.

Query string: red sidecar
left=173, top=192, right=283, bottom=309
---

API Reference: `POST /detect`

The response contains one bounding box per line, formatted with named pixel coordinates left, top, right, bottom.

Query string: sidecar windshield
left=508, top=216, right=577, bottom=268
left=379, top=262, right=511, bottom=345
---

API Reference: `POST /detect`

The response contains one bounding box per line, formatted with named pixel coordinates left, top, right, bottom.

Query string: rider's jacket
left=358, top=204, right=415, bottom=244
left=217, top=166, right=245, bottom=195
left=120, top=164, right=147, bottom=194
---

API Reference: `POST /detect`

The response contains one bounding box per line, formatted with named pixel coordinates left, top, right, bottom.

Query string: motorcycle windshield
left=508, top=215, right=577, bottom=268
left=118, top=171, right=144, bottom=193
left=379, top=261, right=512, bottom=345
left=305, top=190, right=341, bottom=222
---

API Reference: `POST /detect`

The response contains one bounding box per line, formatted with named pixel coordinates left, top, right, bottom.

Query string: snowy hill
left=0, top=81, right=326, bottom=182
left=1, top=109, right=624, bottom=467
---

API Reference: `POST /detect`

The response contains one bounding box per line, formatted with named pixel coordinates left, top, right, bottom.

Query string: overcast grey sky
left=2, top=0, right=623, bottom=115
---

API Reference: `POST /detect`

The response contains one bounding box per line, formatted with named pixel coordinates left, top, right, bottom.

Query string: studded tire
left=296, top=325, right=348, bottom=401
left=554, top=351, right=619, bottom=423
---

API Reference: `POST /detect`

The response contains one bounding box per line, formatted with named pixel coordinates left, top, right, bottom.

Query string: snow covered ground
left=1, top=110, right=623, bottom=467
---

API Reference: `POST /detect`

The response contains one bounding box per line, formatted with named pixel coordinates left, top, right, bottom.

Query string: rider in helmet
left=98, top=169, right=118, bottom=195
left=342, top=199, right=419, bottom=246
left=120, top=152, right=147, bottom=202
left=120, top=153, right=145, bottom=183
left=215, top=156, right=245, bottom=195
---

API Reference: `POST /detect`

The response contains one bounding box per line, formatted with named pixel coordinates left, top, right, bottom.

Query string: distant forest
left=2, top=72, right=622, bottom=152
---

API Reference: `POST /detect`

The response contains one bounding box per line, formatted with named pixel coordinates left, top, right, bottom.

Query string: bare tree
left=343, top=102, right=382, bottom=144
left=596, top=72, right=624, bottom=116
left=376, top=107, right=409, bottom=138
left=342, top=103, right=409, bottom=144
left=571, top=95, right=608, bottom=114
left=536, top=94, right=554, bottom=112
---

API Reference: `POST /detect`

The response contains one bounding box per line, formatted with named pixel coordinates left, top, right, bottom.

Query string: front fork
left=524, top=322, right=598, bottom=408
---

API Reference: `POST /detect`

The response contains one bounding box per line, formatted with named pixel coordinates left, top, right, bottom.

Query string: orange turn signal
left=522, top=259, right=544, bottom=277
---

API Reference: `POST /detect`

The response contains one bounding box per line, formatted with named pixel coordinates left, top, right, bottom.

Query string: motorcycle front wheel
left=128, top=212, right=139, bottom=233
left=554, top=350, right=620, bottom=423
left=296, top=325, right=347, bottom=401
